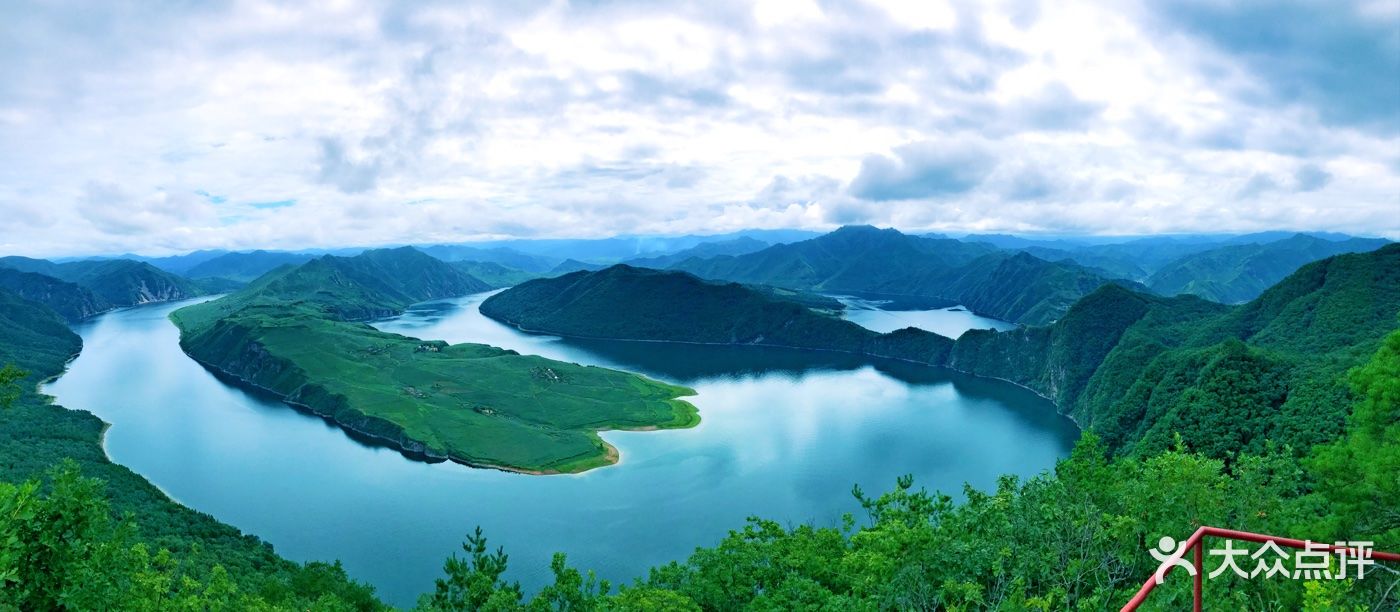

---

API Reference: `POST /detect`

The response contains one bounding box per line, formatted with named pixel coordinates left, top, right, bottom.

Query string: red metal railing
left=1121, top=526, right=1400, bottom=611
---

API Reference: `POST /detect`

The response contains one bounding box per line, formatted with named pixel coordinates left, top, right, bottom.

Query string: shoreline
left=180, top=344, right=696, bottom=477
left=483, top=312, right=1082, bottom=430
left=486, top=313, right=955, bottom=365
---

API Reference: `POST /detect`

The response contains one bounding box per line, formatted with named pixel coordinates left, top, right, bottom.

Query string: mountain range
left=667, top=225, right=1131, bottom=325
left=0, top=256, right=200, bottom=321
left=485, top=243, right=1400, bottom=462
left=1144, top=234, right=1390, bottom=303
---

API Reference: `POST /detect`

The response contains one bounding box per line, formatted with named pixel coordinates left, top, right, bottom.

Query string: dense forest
left=669, top=226, right=1136, bottom=325
left=0, top=288, right=383, bottom=610
left=480, top=265, right=955, bottom=364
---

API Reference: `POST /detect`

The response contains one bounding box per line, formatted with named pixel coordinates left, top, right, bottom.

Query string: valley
left=2, top=225, right=1396, bottom=609
left=45, top=291, right=1075, bottom=605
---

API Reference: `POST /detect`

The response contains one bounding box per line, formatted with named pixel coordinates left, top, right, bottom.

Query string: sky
left=1, top=0, right=1398, bottom=257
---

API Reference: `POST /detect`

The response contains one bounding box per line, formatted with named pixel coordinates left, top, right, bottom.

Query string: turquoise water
left=46, top=293, right=1076, bottom=606
left=835, top=295, right=1018, bottom=337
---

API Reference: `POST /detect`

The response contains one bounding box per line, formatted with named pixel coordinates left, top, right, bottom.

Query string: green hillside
left=172, top=248, right=698, bottom=474
left=0, top=256, right=199, bottom=310
left=0, top=288, right=383, bottom=609
left=450, top=260, right=539, bottom=288
left=421, top=247, right=1400, bottom=610
left=913, top=251, right=1142, bottom=325
left=1148, top=234, right=1390, bottom=303
left=184, top=250, right=316, bottom=282
left=672, top=226, right=1124, bottom=325
left=480, top=265, right=954, bottom=364
left=177, top=247, right=491, bottom=327
left=625, top=236, right=770, bottom=269
left=950, top=243, right=1400, bottom=457
left=0, top=268, right=110, bottom=322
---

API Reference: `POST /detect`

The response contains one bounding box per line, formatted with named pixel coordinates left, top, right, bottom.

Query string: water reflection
left=47, top=294, right=1077, bottom=607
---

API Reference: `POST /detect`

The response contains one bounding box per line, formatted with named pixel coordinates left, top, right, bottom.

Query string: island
left=478, top=264, right=955, bottom=365
left=170, top=247, right=698, bottom=474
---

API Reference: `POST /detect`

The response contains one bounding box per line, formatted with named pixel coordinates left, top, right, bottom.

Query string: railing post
left=1193, top=539, right=1203, bottom=612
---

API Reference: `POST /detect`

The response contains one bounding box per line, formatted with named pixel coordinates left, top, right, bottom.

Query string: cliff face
left=0, top=258, right=199, bottom=318
left=0, top=269, right=111, bottom=322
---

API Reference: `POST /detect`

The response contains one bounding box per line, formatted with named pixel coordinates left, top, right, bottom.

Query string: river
left=45, top=292, right=1076, bottom=606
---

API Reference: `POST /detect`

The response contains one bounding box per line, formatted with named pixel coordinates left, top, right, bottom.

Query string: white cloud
left=0, top=0, right=1397, bottom=257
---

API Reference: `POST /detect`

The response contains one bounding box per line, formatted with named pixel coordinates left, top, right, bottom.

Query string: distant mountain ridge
left=1146, top=234, right=1390, bottom=303
left=671, top=225, right=1124, bottom=325
left=185, top=251, right=316, bottom=282
left=190, top=247, right=491, bottom=323
left=625, top=236, right=771, bottom=269
left=0, top=256, right=199, bottom=317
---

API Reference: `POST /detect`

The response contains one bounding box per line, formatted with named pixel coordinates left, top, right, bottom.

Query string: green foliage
left=0, top=256, right=200, bottom=311
left=1147, top=234, right=1390, bottom=304
left=173, top=247, right=491, bottom=327
left=0, top=462, right=377, bottom=611
left=1308, top=328, right=1400, bottom=550
left=0, top=287, right=385, bottom=610
left=451, top=261, right=541, bottom=289
left=480, top=265, right=954, bottom=365
left=670, top=225, right=1121, bottom=325
left=172, top=249, right=698, bottom=473
left=0, top=268, right=109, bottom=322
left=422, top=527, right=524, bottom=611
left=3, top=244, right=1398, bottom=610
left=952, top=244, right=1400, bottom=458
left=0, top=364, right=23, bottom=410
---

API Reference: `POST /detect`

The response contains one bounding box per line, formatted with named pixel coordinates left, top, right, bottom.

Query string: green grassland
left=172, top=248, right=698, bottom=474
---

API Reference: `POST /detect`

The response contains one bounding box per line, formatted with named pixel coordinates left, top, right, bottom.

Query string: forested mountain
left=171, top=248, right=697, bottom=474
left=450, top=260, right=539, bottom=288
left=949, top=243, right=1400, bottom=457
left=184, top=250, right=316, bottom=282
left=1147, top=234, right=1390, bottom=303
left=672, top=226, right=1123, bottom=325
left=0, top=268, right=109, bottom=322
left=0, top=288, right=383, bottom=609
left=416, top=245, right=560, bottom=273
left=125, top=249, right=231, bottom=275
left=624, top=236, right=770, bottom=269
left=480, top=265, right=954, bottom=364
left=673, top=225, right=993, bottom=291
left=190, top=247, right=491, bottom=323
left=0, top=256, right=198, bottom=309
left=460, top=230, right=817, bottom=263
left=547, top=258, right=607, bottom=275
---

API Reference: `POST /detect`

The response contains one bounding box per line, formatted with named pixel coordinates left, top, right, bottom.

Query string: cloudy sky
left=2, top=0, right=1397, bottom=256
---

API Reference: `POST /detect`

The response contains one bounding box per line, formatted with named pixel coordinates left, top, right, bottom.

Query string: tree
left=422, top=527, right=523, bottom=611
left=0, top=364, right=25, bottom=410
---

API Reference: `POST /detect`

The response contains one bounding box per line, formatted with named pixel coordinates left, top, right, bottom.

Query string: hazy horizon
left=13, top=224, right=1395, bottom=261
